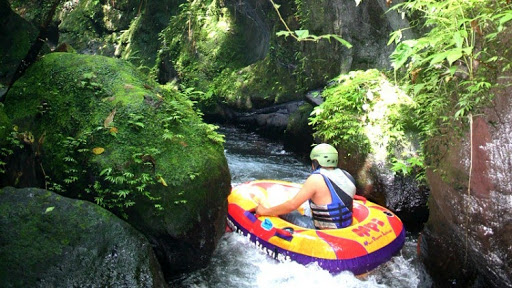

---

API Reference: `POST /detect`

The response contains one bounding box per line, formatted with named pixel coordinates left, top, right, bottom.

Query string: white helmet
left=310, top=143, right=338, bottom=167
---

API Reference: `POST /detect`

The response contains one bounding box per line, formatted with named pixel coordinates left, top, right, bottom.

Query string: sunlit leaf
left=23, top=132, right=34, bottom=144
left=453, top=32, right=463, bottom=48
left=92, top=147, right=105, bottom=155
left=388, top=30, right=402, bottom=45
left=104, top=109, right=116, bottom=128
left=327, top=35, right=353, bottom=48
left=45, top=206, right=55, bottom=213
left=428, top=52, right=446, bottom=65
left=446, top=49, right=463, bottom=66
left=496, top=11, right=512, bottom=25
left=276, top=31, right=293, bottom=38
left=295, top=30, right=310, bottom=39
left=448, top=65, right=457, bottom=76
left=157, top=176, right=168, bottom=187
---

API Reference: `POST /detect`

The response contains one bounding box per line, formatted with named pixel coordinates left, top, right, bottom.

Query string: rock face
left=363, top=165, right=429, bottom=233
left=294, top=0, right=414, bottom=78
left=0, top=0, right=38, bottom=92
left=0, top=186, right=167, bottom=287
left=2, top=52, right=231, bottom=280
left=421, top=82, right=512, bottom=287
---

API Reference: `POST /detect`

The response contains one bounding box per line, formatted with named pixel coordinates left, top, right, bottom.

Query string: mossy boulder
left=0, top=186, right=167, bottom=287
left=2, top=52, right=231, bottom=279
left=164, top=0, right=414, bottom=118
left=308, top=70, right=428, bottom=230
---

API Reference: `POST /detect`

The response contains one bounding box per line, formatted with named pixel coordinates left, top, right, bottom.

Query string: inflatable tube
left=227, top=180, right=406, bottom=275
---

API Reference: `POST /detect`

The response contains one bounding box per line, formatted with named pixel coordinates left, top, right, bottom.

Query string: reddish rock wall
left=421, top=79, right=512, bottom=287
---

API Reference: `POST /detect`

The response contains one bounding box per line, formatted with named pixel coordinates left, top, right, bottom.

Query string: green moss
left=162, top=0, right=306, bottom=111
left=3, top=53, right=228, bottom=226
left=57, top=0, right=105, bottom=52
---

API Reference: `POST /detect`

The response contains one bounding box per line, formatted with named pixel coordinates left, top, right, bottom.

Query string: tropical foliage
left=389, top=0, right=512, bottom=161
left=310, top=0, right=512, bottom=176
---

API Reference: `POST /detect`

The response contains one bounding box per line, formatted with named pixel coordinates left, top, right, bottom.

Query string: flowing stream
left=172, top=125, right=432, bottom=288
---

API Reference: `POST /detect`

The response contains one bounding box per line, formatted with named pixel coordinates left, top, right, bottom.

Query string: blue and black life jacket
left=309, top=168, right=356, bottom=229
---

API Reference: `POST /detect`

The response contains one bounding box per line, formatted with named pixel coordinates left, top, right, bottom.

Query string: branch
left=268, top=0, right=352, bottom=48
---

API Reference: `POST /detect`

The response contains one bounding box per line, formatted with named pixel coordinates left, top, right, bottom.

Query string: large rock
left=420, top=80, right=512, bottom=287
left=0, top=186, right=166, bottom=287
left=0, top=0, right=38, bottom=91
left=2, top=52, right=231, bottom=279
left=293, top=0, right=414, bottom=82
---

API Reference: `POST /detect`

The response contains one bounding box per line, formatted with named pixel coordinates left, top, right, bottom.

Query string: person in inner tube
left=255, top=143, right=356, bottom=229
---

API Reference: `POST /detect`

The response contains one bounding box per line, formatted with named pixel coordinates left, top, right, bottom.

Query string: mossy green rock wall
left=0, top=186, right=167, bottom=287
left=58, top=0, right=183, bottom=74
left=163, top=0, right=413, bottom=116
left=2, top=52, right=231, bottom=278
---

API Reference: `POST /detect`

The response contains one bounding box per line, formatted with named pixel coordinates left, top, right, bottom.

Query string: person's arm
left=255, top=174, right=322, bottom=216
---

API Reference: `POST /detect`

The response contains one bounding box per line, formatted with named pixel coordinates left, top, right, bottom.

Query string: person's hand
left=255, top=204, right=268, bottom=216
left=249, top=188, right=269, bottom=209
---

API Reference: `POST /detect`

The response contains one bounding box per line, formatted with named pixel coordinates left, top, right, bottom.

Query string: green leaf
left=117, top=190, right=130, bottom=198
left=462, top=47, right=473, bottom=55
left=295, top=30, right=310, bottom=39
left=448, top=65, right=457, bottom=76
left=327, top=35, right=353, bottom=48
left=453, top=32, right=464, bottom=48
left=429, top=51, right=448, bottom=65
left=391, top=40, right=417, bottom=69
left=413, top=83, right=426, bottom=94
left=276, top=31, right=292, bottom=38
left=387, top=30, right=403, bottom=46
left=496, top=11, right=512, bottom=25
left=446, top=49, right=463, bottom=66
left=45, top=206, right=55, bottom=214
left=100, top=167, right=112, bottom=176
left=454, top=108, right=465, bottom=119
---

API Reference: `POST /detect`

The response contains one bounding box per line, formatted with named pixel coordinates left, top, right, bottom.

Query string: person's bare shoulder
left=304, top=173, right=324, bottom=187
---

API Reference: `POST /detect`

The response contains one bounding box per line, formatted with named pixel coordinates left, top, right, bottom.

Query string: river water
left=172, top=125, right=432, bottom=288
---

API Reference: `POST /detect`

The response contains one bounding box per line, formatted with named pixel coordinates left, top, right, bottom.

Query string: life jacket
left=309, top=168, right=356, bottom=229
